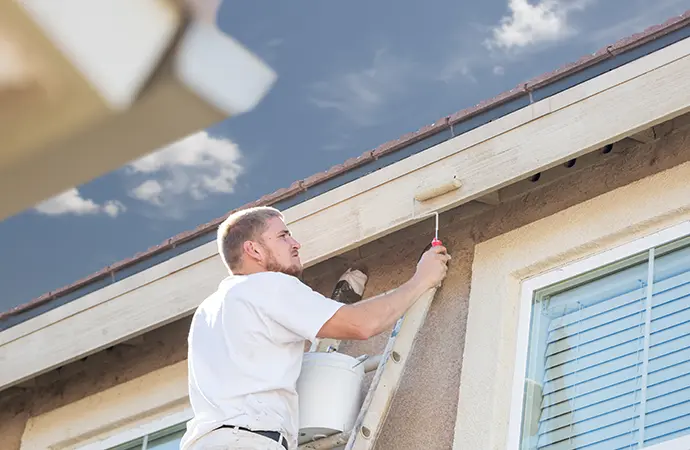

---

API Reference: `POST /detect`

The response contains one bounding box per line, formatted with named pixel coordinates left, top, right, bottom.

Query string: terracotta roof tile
left=303, top=153, right=375, bottom=187
left=608, top=10, right=690, bottom=55
left=447, top=85, right=527, bottom=126
left=371, top=119, right=450, bottom=159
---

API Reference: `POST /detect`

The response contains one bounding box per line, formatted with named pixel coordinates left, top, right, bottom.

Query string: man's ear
left=243, top=240, right=263, bottom=263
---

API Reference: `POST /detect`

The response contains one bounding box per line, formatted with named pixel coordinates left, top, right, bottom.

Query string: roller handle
left=419, top=239, right=443, bottom=261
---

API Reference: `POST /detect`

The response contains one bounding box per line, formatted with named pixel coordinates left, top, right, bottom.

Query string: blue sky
left=1, top=0, right=688, bottom=314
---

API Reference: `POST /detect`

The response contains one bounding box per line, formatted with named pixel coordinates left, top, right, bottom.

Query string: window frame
left=106, top=420, right=188, bottom=450
left=507, top=221, right=690, bottom=450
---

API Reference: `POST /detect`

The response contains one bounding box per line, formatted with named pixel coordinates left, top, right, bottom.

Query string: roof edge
left=2, top=9, right=689, bottom=324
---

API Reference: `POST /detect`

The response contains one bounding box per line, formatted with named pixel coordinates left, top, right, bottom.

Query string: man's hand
left=412, top=245, right=451, bottom=291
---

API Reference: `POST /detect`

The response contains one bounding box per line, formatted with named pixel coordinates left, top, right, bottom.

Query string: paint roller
left=413, top=175, right=462, bottom=256
left=413, top=175, right=462, bottom=202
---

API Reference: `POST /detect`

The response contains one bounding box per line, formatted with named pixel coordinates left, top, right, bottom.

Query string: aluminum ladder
left=298, top=285, right=440, bottom=450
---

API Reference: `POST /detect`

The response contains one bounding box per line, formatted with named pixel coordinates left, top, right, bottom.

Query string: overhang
left=1, top=17, right=690, bottom=392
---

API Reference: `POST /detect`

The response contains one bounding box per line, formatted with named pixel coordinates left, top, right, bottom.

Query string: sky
left=1, top=0, right=688, bottom=316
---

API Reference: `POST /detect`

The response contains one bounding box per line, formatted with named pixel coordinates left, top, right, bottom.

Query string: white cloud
left=493, top=65, right=506, bottom=76
left=127, top=131, right=244, bottom=217
left=437, top=57, right=476, bottom=84
left=34, top=188, right=126, bottom=218
left=309, top=48, right=416, bottom=126
left=130, top=179, right=164, bottom=206
left=102, top=200, right=126, bottom=217
left=486, top=0, right=592, bottom=51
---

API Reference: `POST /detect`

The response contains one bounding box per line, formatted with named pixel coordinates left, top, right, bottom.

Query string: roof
left=2, top=10, right=689, bottom=330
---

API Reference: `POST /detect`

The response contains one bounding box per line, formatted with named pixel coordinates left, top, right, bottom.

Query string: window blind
left=644, top=258, right=690, bottom=447
left=536, top=281, right=647, bottom=449
left=523, top=243, right=690, bottom=450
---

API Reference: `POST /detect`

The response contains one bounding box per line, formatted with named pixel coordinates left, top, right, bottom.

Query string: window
left=111, top=423, right=186, bottom=450
left=519, top=237, right=690, bottom=449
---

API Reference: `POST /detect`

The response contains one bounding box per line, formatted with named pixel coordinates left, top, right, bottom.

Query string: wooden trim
left=20, top=0, right=181, bottom=110
left=2, top=36, right=690, bottom=391
left=20, top=361, right=189, bottom=450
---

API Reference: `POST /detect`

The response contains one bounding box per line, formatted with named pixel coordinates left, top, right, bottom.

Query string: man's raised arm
left=317, top=245, right=450, bottom=341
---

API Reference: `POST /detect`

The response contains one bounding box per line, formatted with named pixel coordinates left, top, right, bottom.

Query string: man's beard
left=264, top=249, right=303, bottom=278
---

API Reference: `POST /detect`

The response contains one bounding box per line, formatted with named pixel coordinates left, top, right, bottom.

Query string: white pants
left=188, top=428, right=287, bottom=450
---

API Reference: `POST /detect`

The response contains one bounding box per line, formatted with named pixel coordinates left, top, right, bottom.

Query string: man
left=180, top=206, right=450, bottom=450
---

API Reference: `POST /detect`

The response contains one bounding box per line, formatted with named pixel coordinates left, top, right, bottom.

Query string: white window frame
left=508, top=220, right=690, bottom=450
left=77, top=409, right=191, bottom=450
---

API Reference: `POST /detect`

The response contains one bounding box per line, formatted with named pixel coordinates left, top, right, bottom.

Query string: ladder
left=298, top=285, right=440, bottom=450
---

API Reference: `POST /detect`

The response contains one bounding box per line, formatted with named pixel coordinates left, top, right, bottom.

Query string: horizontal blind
left=536, top=282, right=647, bottom=450
left=525, top=243, right=690, bottom=450
left=644, top=257, right=690, bottom=447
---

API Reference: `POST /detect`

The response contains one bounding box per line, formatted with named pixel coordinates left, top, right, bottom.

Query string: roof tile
left=448, top=85, right=527, bottom=125
left=371, top=119, right=450, bottom=159
left=609, top=10, right=690, bottom=55
left=303, top=152, right=374, bottom=187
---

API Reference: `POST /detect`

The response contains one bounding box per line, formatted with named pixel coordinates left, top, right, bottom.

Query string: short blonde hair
left=216, top=206, right=283, bottom=272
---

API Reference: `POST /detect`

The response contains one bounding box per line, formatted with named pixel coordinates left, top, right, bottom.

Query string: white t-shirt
left=179, top=271, right=344, bottom=450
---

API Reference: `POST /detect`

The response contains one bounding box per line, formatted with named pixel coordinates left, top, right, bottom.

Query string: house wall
left=1, top=124, right=689, bottom=450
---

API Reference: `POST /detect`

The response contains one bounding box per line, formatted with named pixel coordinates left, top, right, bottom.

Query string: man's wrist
left=405, top=274, right=430, bottom=299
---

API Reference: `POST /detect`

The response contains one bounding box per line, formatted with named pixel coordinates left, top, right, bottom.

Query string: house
left=2, top=10, right=690, bottom=450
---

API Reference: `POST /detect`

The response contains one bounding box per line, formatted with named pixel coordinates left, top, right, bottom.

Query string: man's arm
left=316, top=245, right=450, bottom=340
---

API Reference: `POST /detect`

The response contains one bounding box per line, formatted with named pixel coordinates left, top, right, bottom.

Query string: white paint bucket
left=296, top=351, right=365, bottom=444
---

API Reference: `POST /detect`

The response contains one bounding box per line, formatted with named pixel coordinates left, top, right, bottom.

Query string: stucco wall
left=1, top=122, right=689, bottom=450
